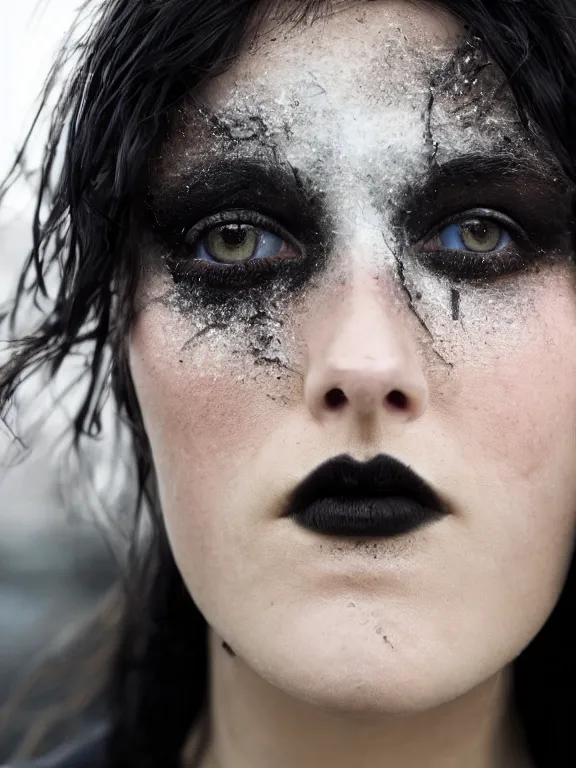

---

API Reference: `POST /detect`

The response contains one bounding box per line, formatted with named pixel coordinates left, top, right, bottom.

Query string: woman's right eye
left=163, top=210, right=308, bottom=289
left=185, top=218, right=299, bottom=266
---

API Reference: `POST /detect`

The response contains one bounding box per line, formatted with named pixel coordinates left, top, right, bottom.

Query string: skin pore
left=128, top=2, right=576, bottom=767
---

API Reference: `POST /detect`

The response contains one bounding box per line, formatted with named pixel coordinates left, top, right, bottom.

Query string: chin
left=239, top=612, right=482, bottom=716
left=262, top=650, right=465, bottom=717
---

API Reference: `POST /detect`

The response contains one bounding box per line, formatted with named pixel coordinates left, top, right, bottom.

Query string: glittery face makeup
left=129, top=0, right=576, bottom=718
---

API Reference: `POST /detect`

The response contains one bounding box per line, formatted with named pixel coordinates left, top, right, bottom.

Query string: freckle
left=222, top=642, right=236, bottom=658
left=415, top=291, right=423, bottom=301
left=348, top=602, right=356, bottom=608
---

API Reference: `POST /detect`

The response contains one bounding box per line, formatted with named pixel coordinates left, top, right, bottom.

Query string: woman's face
left=129, top=0, right=576, bottom=713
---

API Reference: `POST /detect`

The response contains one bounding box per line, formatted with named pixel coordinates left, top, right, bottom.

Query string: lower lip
left=290, top=497, right=444, bottom=538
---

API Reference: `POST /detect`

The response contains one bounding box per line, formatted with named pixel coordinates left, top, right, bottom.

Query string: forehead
left=213, top=0, right=460, bottom=88
left=158, top=0, right=528, bottom=190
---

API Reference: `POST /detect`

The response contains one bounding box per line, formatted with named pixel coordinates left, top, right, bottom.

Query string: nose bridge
left=304, top=273, right=429, bottom=425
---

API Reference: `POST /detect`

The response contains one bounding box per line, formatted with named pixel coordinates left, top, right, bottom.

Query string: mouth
left=284, top=454, right=448, bottom=538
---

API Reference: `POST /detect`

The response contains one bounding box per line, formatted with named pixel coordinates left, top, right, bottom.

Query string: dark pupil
left=221, top=224, right=249, bottom=246
left=463, top=221, right=490, bottom=240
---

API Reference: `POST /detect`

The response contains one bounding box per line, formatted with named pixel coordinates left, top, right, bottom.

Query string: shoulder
left=2, top=723, right=109, bottom=768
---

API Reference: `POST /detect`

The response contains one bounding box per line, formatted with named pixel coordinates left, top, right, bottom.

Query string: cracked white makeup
left=138, top=21, right=572, bottom=374
left=129, top=0, right=576, bottom=746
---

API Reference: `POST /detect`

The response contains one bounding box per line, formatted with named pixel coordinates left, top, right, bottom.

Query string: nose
left=304, top=277, right=429, bottom=427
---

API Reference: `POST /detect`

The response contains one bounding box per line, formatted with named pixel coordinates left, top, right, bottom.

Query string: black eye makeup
left=143, top=152, right=573, bottom=299
left=168, top=210, right=305, bottom=288
left=145, top=158, right=328, bottom=297
left=413, top=208, right=535, bottom=282
left=400, top=154, right=573, bottom=281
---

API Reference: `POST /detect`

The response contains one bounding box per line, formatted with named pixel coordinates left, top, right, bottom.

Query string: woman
left=1, top=0, right=575, bottom=766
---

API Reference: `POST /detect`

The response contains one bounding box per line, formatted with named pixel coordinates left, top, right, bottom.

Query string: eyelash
left=413, top=208, right=535, bottom=281
left=166, top=210, right=305, bottom=288
left=166, top=206, right=536, bottom=287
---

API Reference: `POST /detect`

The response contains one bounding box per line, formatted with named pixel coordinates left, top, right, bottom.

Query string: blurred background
left=1, top=2, right=123, bottom=761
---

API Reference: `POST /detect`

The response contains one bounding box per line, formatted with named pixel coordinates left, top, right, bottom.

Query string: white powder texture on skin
left=143, top=36, right=562, bottom=376
left=136, top=247, right=307, bottom=385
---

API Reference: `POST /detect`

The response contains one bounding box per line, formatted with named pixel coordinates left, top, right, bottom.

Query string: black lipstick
left=285, top=454, right=448, bottom=538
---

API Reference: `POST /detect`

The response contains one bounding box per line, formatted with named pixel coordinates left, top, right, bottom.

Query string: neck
left=191, top=629, right=532, bottom=768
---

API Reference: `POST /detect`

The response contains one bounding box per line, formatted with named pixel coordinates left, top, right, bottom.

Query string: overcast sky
left=0, top=1, right=109, bottom=528
left=0, top=0, right=81, bottom=297
left=0, top=0, right=79, bottom=217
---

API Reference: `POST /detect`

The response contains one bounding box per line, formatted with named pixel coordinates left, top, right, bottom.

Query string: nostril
left=325, top=388, right=347, bottom=409
left=387, top=390, right=408, bottom=410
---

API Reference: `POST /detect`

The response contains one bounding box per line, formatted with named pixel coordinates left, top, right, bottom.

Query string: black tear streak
left=451, top=288, right=460, bottom=321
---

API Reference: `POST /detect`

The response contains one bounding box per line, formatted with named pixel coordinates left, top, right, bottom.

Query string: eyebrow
left=428, top=153, right=557, bottom=188
left=145, top=157, right=318, bottom=237
left=400, top=153, right=572, bottom=242
left=145, top=150, right=572, bottom=250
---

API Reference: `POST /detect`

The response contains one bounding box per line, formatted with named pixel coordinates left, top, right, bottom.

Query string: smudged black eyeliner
left=147, top=158, right=324, bottom=246
left=400, top=153, right=573, bottom=251
left=143, top=151, right=572, bottom=297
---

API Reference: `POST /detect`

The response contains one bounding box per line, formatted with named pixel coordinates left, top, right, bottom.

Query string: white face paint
left=130, top=0, right=576, bottom=735
left=145, top=13, right=564, bottom=365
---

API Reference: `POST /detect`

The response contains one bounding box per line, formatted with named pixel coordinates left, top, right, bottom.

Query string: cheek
left=128, top=302, right=286, bottom=543
left=430, top=273, right=576, bottom=582
left=128, top=268, right=576, bottom=690
left=450, top=277, right=576, bottom=481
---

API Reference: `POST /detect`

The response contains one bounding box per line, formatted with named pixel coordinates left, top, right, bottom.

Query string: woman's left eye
left=412, top=211, right=536, bottom=280
left=192, top=223, right=289, bottom=264
left=430, top=218, right=512, bottom=253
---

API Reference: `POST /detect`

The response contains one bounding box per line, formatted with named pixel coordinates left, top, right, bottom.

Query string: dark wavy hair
left=1, top=1, right=575, bottom=767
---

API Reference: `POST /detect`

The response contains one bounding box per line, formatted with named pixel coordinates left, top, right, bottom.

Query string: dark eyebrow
left=401, top=153, right=573, bottom=242
left=142, top=156, right=320, bottom=237
left=429, top=153, right=560, bottom=190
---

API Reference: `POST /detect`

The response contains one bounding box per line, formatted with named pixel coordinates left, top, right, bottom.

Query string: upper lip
left=284, top=454, right=448, bottom=518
